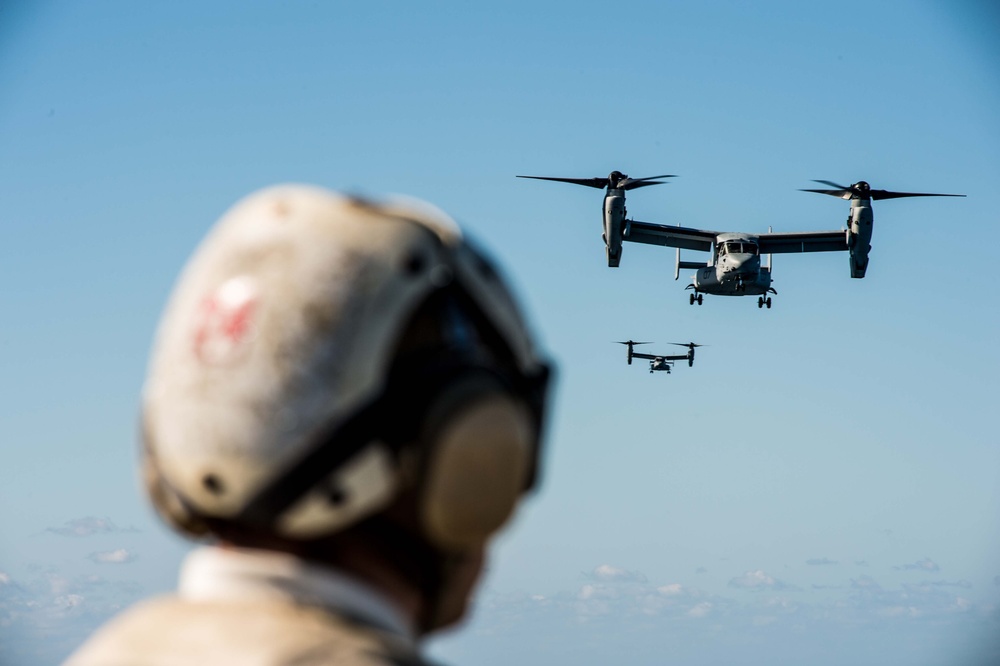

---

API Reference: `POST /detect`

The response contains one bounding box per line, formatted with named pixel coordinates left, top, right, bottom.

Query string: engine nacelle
left=604, top=194, right=626, bottom=267
left=848, top=201, right=874, bottom=279
left=849, top=244, right=871, bottom=278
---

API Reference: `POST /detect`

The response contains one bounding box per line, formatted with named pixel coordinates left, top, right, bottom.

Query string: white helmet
left=141, top=185, right=551, bottom=557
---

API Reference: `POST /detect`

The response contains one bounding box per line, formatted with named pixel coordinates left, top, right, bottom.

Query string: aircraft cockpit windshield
left=721, top=241, right=759, bottom=255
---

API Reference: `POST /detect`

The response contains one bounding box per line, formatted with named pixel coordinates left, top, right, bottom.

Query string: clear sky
left=1, top=2, right=998, bottom=664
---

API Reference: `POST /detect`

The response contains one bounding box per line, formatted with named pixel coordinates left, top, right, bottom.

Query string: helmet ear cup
left=417, top=377, right=534, bottom=551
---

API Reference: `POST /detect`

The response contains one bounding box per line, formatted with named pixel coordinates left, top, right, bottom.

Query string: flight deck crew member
left=65, top=185, right=552, bottom=665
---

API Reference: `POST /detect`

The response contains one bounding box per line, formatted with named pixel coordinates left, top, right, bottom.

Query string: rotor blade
left=812, top=179, right=850, bottom=190
left=626, top=174, right=677, bottom=183
left=615, top=340, right=652, bottom=345
left=668, top=342, right=704, bottom=348
left=620, top=174, right=677, bottom=189
left=869, top=190, right=966, bottom=200
left=516, top=175, right=608, bottom=189
left=622, top=179, right=672, bottom=191
left=800, top=188, right=853, bottom=199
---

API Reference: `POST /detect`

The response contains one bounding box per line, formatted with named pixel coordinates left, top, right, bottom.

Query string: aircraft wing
left=632, top=353, right=683, bottom=362
left=624, top=221, right=717, bottom=252
left=757, top=230, right=846, bottom=254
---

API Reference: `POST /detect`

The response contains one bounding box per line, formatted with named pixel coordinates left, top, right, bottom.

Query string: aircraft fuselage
left=649, top=359, right=672, bottom=373
left=690, top=234, right=773, bottom=296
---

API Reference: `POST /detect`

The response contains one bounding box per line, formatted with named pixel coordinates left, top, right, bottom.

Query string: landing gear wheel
left=758, top=297, right=764, bottom=309
left=697, top=294, right=703, bottom=305
left=689, top=293, right=695, bottom=305
left=765, top=297, right=772, bottom=309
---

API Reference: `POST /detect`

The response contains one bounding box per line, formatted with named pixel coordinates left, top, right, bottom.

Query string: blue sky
left=1, top=2, right=998, bottom=664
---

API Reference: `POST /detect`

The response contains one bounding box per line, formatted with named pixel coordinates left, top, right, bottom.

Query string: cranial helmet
left=141, top=185, right=551, bottom=563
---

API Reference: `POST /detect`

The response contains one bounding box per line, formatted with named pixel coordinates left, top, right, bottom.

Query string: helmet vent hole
left=202, top=474, right=225, bottom=495
left=404, top=253, right=426, bottom=275
left=326, top=486, right=348, bottom=506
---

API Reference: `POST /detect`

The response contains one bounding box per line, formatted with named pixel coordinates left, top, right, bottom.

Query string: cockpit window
left=722, top=242, right=758, bottom=255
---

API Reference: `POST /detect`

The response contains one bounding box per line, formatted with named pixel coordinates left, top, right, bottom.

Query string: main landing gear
left=688, top=293, right=703, bottom=305
left=757, top=296, right=772, bottom=309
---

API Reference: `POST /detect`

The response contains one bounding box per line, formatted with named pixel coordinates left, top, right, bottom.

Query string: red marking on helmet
left=193, top=277, right=258, bottom=364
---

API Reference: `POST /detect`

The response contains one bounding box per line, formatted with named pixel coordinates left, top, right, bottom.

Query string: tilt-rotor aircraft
left=521, top=172, right=964, bottom=308
left=616, top=340, right=703, bottom=374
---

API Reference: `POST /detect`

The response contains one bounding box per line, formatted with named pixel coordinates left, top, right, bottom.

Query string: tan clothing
left=65, top=547, right=435, bottom=666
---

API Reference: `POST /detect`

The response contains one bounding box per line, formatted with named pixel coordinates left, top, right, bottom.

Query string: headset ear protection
left=377, top=277, right=550, bottom=552
left=386, top=359, right=537, bottom=552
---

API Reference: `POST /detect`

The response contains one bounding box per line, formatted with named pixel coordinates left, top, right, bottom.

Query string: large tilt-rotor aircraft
left=517, top=170, right=675, bottom=267
left=521, top=171, right=964, bottom=308
left=616, top=340, right=703, bottom=374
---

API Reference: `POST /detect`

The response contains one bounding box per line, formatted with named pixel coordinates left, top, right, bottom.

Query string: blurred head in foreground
left=66, top=185, right=551, bottom=665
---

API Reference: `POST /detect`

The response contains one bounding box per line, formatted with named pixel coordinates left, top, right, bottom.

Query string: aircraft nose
left=728, top=255, right=757, bottom=274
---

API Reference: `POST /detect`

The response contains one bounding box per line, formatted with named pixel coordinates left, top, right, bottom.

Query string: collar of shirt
left=178, top=546, right=417, bottom=642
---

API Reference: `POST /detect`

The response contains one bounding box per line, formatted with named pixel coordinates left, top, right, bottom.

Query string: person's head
left=140, top=185, right=552, bottom=632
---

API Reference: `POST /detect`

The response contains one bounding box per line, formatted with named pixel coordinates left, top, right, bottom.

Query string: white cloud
left=45, top=517, right=138, bottom=538
left=586, top=564, right=646, bottom=583
left=893, top=558, right=940, bottom=572
left=449, top=562, right=995, bottom=666
left=915, top=580, right=971, bottom=589
left=878, top=605, right=921, bottom=618
left=87, top=549, right=137, bottom=565
left=0, top=569, right=143, bottom=665
left=951, top=597, right=972, bottom=612
left=594, top=564, right=624, bottom=578
left=53, top=594, right=84, bottom=610
left=687, top=601, right=712, bottom=618
left=728, top=569, right=791, bottom=590
left=850, top=575, right=880, bottom=592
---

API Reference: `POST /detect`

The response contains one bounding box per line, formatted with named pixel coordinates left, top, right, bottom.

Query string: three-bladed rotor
left=517, top=171, right=675, bottom=191
left=615, top=340, right=651, bottom=365
left=669, top=342, right=703, bottom=366
left=800, top=180, right=965, bottom=201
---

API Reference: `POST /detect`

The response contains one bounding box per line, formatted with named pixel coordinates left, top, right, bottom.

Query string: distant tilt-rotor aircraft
left=519, top=172, right=964, bottom=307
left=616, top=340, right=703, bottom=374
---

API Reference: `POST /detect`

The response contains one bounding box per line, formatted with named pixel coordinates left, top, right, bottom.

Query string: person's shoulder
left=64, top=595, right=439, bottom=666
